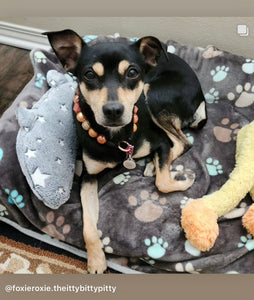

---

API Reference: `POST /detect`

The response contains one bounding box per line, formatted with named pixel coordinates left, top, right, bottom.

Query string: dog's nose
left=103, top=102, right=124, bottom=120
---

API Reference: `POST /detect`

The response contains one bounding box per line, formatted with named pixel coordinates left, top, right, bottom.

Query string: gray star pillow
left=16, top=70, right=78, bottom=209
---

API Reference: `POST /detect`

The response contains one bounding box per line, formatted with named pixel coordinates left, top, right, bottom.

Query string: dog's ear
left=133, top=36, right=165, bottom=67
left=43, top=29, right=85, bottom=72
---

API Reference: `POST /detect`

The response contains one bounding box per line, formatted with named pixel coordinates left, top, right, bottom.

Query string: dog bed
left=0, top=35, right=254, bottom=274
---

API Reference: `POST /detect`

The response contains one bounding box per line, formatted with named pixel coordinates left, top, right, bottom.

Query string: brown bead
left=76, top=112, right=86, bottom=123
left=133, top=114, right=139, bottom=124
left=133, top=123, right=138, bottom=132
left=88, top=128, right=98, bottom=138
left=73, top=95, right=79, bottom=103
left=97, top=135, right=107, bottom=144
left=81, top=120, right=90, bottom=131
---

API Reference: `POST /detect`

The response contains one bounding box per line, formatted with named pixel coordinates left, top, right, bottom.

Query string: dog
left=44, top=29, right=207, bottom=273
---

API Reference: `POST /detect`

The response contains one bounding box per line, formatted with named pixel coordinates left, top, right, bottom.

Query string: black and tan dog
left=44, top=29, right=207, bottom=273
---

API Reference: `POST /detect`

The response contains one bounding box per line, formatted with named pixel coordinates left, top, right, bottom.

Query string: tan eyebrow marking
left=92, top=62, right=104, bottom=77
left=118, top=60, right=130, bottom=75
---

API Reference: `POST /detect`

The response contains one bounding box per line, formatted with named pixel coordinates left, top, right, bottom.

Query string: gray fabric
left=16, top=68, right=77, bottom=209
left=0, top=35, right=254, bottom=274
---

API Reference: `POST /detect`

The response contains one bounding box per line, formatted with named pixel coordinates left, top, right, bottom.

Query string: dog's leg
left=147, top=110, right=195, bottom=192
left=154, top=139, right=195, bottom=193
left=80, top=178, right=107, bottom=274
left=144, top=131, right=194, bottom=188
left=80, top=153, right=117, bottom=273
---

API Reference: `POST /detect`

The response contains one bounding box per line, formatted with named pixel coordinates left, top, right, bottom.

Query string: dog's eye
left=84, top=70, right=96, bottom=80
left=126, top=67, right=139, bottom=79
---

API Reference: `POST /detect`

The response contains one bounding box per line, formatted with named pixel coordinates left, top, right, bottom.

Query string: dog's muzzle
left=103, top=102, right=124, bottom=121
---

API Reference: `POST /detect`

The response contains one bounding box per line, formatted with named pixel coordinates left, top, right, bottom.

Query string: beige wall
left=2, top=17, right=254, bottom=58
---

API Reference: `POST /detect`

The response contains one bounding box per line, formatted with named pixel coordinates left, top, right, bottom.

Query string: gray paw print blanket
left=0, top=35, right=254, bottom=274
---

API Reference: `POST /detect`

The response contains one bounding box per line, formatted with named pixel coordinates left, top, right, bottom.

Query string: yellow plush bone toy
left=181, top=121, right=254, bottom=251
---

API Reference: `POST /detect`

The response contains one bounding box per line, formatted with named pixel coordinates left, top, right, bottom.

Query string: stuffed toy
left=181, top=120, right=254, bottom=251
left=16, top=70, right=78, bottom=209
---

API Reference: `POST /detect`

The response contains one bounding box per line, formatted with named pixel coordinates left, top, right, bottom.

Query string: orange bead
left=133, top=114, right=139, bottom=124
left=97, top=135, right=107, bottom=144
left=82, top=120, right=90, bottom=131
left=88, top=128, right=98, bottom=138
left=134, top=105, right=138, bottom=114
left=76, top=112, right=86, bottom=123
left=133, top=123, right=138, bottom=132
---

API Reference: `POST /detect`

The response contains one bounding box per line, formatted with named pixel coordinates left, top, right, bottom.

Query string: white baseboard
left=0, top=21, right=50, bottom=50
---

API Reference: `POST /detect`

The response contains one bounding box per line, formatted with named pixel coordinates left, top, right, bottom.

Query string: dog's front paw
left=155, top=165, right=195, bottom=193
left=87, top=248, right=107, bottom=274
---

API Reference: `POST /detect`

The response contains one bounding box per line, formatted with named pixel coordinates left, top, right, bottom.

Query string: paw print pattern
left=113, top=172, right=131, bottom=185
left=102, top=236, right=113, bottom=254
left=175, top=262, right=201, bottom=274
left=238, top=234, right=254, bottom=251
left=210, top=66, right=229, bottom=82
left=167, top=45, right=176, bottom=54
left=227, top=83, right=254, bottom=108
left=83, top=35, right=98, bottom=43
left=180, top=196, right=193, bottom=209
left=19, top=101, right=29, bottom=109
left=5, top=189, right=25, bottom=208
left=202, top=46, right=223, bottom=59
left=98, top=230, right=114, bottom=254
left=0, top=148, right=3, bottom=161
left=35, top=73, right=46, bottom=89
left=185, top=133, right=194, bottom=144
left=143, top=257, right=156, bottom=265
left=206, top=158, right=223, bottom=176
left=34, top=51, right=47, bottom=64
left=205, top=88, right=219, bottom=104
left=242, top=59, right=254, bottom=74
left=129, top=37, right=139, bottom=42
left=0, top=204, right=8, bottom=216
left=144, top=236, right=168, bottom=259
left=41, top=211, right=71, bottom=241
left=213, top=118, right=240, bottom=143
left=223, top=202, right=247, bottom=219
left=226, top=271, right=240, bottom=274
left=184, top=240, right=201, bottom=257
left=128, top=190, right=166, bottom=223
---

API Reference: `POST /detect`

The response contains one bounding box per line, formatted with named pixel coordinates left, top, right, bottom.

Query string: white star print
left=59, top=139, right=64, bottom=146
left=31, top=168, right=50, bottom=188
left=60, top=104, right=68, bottom=112
left=37, top=116, right=46, bottom=123
left=56, top=158, right=62, bottom=165
left=58, top=187, right=64, bottom=194
left=25, top=149, right=36, bottom=158
left=50, top=80, right=56, bottom=86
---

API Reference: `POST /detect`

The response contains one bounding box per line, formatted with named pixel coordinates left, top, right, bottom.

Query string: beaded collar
left=73, top=89, right=139, bottom=169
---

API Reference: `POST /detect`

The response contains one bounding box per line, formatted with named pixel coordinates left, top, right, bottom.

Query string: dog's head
left=45, top=29, right=164, bottom=129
